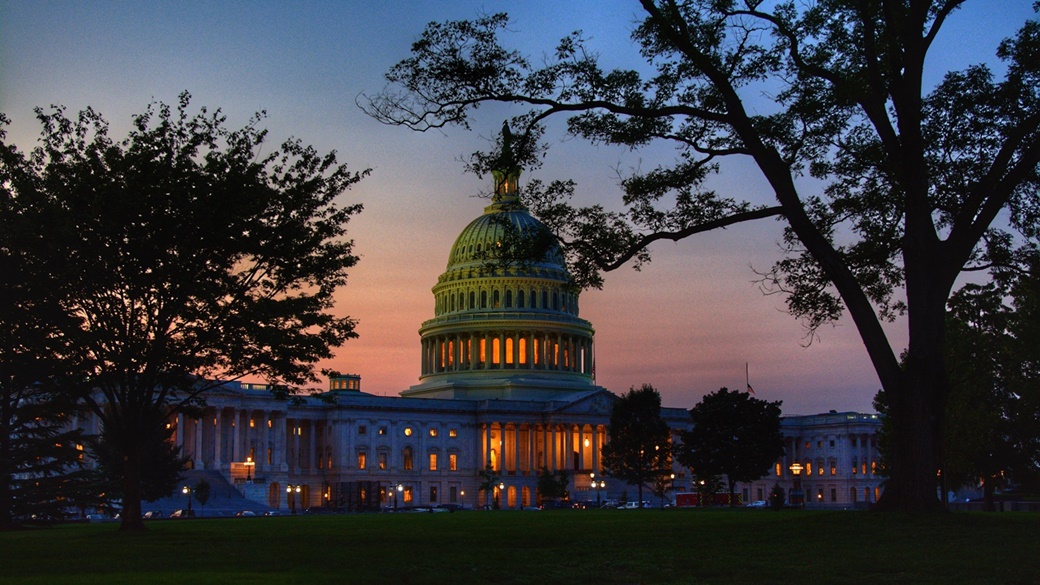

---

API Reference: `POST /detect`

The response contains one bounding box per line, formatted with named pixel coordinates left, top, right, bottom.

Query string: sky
left=1, top=1, right=1034, bottom=415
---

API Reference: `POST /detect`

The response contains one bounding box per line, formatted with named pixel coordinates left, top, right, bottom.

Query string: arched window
left=505, top=289, right=513, bottom=308
left=493, top=289, right=500, bottom=308
left=469, top=291, right=476, bottom=309
left=553, top=291, right=560, bottom=310
left=542, top=290, right=549, bottom=309
left=403, top=447, right=414, bottom=471
left=529, top=290, right=537, bottom=308
left=517, top=290, right=525, bottom=308
left=481, top=291, right=488, bottom=308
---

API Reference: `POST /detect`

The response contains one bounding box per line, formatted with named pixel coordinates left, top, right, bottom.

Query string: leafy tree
left=364, top=2, right=1040, bottom=512
left=478, top=464, right=500, bottom=509
left=0, top=126, right=95, bottom=528
left=677, top=387, right=784, bottom=507
left=536, top=466, right=569, bottom=504
left=769, top=483, right=786, bottom=510
left=193, top=479, right=211, bottom=517
left=88, top=417, right=186, bottom=506
left=943, top=265, right=1040, bottom=508
left=0, top=93, right=367, bottom=529
left=600, top=384, right=673, bottom=506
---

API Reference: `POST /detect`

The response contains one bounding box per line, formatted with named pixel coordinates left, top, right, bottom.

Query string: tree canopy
left=364, top=1, right=1040, bottom=512
left=600, top=384, right=673, bottom=506
left=0, top=92, right=367, bottom=529
left=677, top=387, right=784, bottom=506
left=943, top=261, right=1040, bottom=507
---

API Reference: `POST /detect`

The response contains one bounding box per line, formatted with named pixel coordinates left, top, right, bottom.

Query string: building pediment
left=549, top=389, right=617, bottom=416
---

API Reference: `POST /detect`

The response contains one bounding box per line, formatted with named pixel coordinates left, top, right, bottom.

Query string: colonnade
left=421, top=330, right=593, bottom=376
left=480, top=421, right=606, bottom=475
left=172, top=407, right=338, bottom=476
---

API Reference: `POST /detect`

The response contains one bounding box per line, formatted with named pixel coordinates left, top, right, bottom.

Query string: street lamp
left=286, top=484, right=301, bottom=514
left=181, top=485, right=192, bottom=516
left=460, top=490, right=465, bottom=509
left=396, top=483, right=403, bottom=511
left=591, top=473, right=606, bottom=508
left=789, top=463, right=804, bottom=508
left=244, top=455, right=254, bottom=482
left=496, top=482, right=505, bottom=509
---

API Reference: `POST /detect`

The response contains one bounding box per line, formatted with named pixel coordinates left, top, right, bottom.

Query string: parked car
left=746, top=500, right=768, bottom=508
left=262, top=510, right=282, bottom=517
left=142, top=510, right=163, bottom=519
left=235, top=510, right=256, bottom=517
left=170, top=509, right=196, bottom=518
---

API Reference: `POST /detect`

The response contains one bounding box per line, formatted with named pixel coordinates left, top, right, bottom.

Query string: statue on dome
left=491, top=121, right=522, bottom=201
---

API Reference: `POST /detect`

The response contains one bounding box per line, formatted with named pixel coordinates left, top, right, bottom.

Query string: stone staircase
left=142, top=469, right=273, bottom=518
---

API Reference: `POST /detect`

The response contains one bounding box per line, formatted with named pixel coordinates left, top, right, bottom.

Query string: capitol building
left=73, top=159, right=884, bottom=511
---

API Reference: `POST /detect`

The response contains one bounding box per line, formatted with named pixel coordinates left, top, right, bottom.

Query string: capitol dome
left=403, top=162, right=598, bottom=401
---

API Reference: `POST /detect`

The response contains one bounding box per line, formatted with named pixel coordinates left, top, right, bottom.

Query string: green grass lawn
left=1, top=509, right=1037, bottom=585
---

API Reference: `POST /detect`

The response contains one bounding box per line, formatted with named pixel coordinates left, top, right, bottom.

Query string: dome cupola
left=403, top=125, right=597, bottom=401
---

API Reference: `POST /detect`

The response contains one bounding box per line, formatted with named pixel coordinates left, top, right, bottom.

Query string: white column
left=213, top=409, right=223, bottom=468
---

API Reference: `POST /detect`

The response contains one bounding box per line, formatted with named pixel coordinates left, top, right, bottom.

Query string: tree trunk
left=874, top=351, right=948, bottom=513
left=118, top=448, right=146, bottom=531
left=983, top=476, right=996, bottom=513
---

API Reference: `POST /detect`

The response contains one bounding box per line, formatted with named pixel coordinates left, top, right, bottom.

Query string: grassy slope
left=1, top=510, right=1038, bottom=585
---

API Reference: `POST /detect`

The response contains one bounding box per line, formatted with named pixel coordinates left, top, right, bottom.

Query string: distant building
left=69, top=154, right=882, bottom=511
left=740, top=412, right=884, bottom=508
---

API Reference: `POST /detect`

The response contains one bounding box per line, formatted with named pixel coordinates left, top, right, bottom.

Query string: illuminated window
left=429, top=453, right=438, bottom=471
left=357, top=452, right=367, bottom=470
left=817, top=440, right=823, bottom=448
left=378, top=452, right=387, bottom=470
left=805, top=441, right=811, bottom=449
left=358, top=425, right=366, bottom=435
left=403, top=486, right=413, bottom=504
left=404, top=427, right=413, bottom=437
left=871, top=461, right=877, bottom=475
left=775, top=463, right=781, bottom=476
left=268, top=419, right=272, bottom=428
left=449, top=453, right=458, bottom=471
left=862, top=462, right=868, bottom=475
left=379, top=426, right=387, bottom=436
left=830, top=461, right=836, bottom=475
left=806, top=462, right=812, bottom=475
left=250, top=419, right=255, bottom=429
left=429, top=428, right=438, bottom=437
left=267, top=447, right=272, bottom=465
left=403, top=447, right=413, bottom=470
left=449, top=429, right=458, bottom=438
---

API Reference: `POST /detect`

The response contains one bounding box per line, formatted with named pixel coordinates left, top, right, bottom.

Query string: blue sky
left=2, top=0, right=1035, bottom=414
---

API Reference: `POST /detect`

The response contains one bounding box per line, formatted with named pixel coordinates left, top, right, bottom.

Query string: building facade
left=71, top=160, right=883, bottom=511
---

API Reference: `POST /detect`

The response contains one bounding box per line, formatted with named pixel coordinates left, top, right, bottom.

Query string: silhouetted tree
left=677, top=388, right=784, bottom=506
left=536, top=466, right=569, bottom=505
left=0, top=93, right=367, bottom=530
left=601, top=384, right=672, bottom=507
left=365, top=1, right=1040, bottom=512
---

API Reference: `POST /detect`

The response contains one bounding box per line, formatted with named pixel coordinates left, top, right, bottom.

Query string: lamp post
left=789, top=463, right=804, bottom=508
left=460, top=490, right=465, bottom=509
left=591, top=473, right=606, bottom=508
left=181, top=485, right=192, bottom=516
left=244, top=456, right=254, bottom=483
left=287, top=484, right=301, bottom=514
left=396, top=483, right=403, bottom=511
left=496, top=482, right=505, bottom=509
